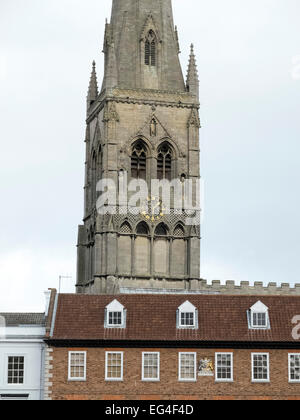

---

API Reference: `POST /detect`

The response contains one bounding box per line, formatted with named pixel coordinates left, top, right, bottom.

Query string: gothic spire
left=105, top=0, right=185, bottom=92
left=87, top=61, right=99, bottom=109
left=186, top=44, right=199, bottom=101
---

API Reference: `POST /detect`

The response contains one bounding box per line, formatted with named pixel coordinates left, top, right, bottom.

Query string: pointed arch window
left=136, top=222, right=149, bottom=236
left=145, top=31, right=156, bottom=66
left=157, top=142, right=173, bottom=181
left=155, top=223, right=168, bottom=236
left=174, top=225, right=185, bottom=237
left=131, top=141, right=147, bottom=180
left=120, top=222, right=132, bottom=235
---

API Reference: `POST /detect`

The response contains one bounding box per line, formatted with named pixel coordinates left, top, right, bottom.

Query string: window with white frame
left=251, top=353, right=269, bottom=382
left=215, top=353, right=233, bottom=382
left=68, top=352, right=86, bottom=381
left=181, top=312, right=195, bottom=327
left=253, top=313, right=267, bottom=327
left=177, top=301, right=198, bottom=329
left=105, top=352, right=123, bottom=381
left=142, top=353, right=160, bottom=381
left=7, top=356, right=25, bottom=385
left=105, top=299, right=126, bottom=328
left=289, top=354, right=300, bottom=383
left=249, top=301, right=269, bottom=329
left=179, top=353, right=197, bottom=382
left=108, top=311, right=122, bottom=326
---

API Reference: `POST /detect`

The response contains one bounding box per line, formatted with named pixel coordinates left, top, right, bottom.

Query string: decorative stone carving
left=103, top=102, right=120, bottom=122
left=150, top=118, right=157, bottom=137
left=198, top=358, right=214, bottom=376
left=188, top=108, right=201, bottom=128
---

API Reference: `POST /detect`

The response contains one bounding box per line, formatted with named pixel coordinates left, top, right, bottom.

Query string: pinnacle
left=186, top=44, right=199, bottom=99
left=87, top=60, right=99, bottom=103
left=187, top=44, right=199, bottom=80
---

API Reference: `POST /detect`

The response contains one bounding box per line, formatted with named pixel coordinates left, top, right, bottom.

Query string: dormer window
left=252, top=312, right=267, bottom=328
left=108, top=311, right=122, bottom=327
left=177, top=301, right=198, bottom=329
left=248, top=301, right=270, bottom=329
left=105, top=300, right=126, bottom=329
left=181, top=312, right=195, bottom=327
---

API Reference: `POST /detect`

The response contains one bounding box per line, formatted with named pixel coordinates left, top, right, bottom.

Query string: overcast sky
left=0, top=0, right=300, bottom=312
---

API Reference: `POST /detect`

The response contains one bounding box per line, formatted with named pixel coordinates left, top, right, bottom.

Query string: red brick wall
left=49, top=347, right=300, bottom=400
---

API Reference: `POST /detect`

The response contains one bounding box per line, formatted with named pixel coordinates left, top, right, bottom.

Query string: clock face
left=140, top=196, right=165, bottom=223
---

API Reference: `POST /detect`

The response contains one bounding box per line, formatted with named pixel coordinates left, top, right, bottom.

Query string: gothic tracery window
left=157, top=142, right=173, bottom=181
left=120, top=222, right=132, bottom=234
left=174, top=224, right=185, bottom=237
left=145, top=30, right=156, bottom=66
left=155, top=223, right=168, bottom=236
left=136, top=222, right=149, bottom=235
left=131, top=141, right=147, bottom=180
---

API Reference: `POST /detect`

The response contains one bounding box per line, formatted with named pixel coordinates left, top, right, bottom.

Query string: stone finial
left=186, top=44, right=199, bottom=101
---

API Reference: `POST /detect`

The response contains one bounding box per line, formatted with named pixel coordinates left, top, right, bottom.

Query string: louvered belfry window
left=157, top=143, right=172, bottom=181
left=145, top=30, right=156, bottom=66
left=131, top=141, right=147, bottom=180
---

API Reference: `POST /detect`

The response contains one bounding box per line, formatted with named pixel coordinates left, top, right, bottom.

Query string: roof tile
left=50, top=294, right=300, bottom=343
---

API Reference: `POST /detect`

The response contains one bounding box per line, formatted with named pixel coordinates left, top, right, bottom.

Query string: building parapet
left=82, top=276, right=300, bottom=296
left=193, top=280, right=300, bottom=296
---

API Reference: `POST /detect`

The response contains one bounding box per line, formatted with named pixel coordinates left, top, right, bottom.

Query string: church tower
left=76, top=0, right=201, bottom=294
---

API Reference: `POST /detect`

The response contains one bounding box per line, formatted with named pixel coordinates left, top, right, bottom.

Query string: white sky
left=0, top=0, right=300, bottom=311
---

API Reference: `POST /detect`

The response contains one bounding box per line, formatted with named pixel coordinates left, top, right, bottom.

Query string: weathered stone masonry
left=76, top=0, right=201, bottom=294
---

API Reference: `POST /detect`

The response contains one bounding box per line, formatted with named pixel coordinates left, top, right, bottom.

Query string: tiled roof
left=49, top=294, right=300, bottom=343
left=0, top=313, right=45, bottom=326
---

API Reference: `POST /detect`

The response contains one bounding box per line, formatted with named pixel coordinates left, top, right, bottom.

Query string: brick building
left=44, top=291, right=300, bottom=400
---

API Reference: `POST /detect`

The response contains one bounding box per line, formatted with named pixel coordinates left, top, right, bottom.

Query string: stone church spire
left=76, top=0, right=201, bottom=295
left=186, top=44, right=199, bottom=101
left=103, top=0, right=185, bottom=92
left=87, top=61, right=99, bottom=109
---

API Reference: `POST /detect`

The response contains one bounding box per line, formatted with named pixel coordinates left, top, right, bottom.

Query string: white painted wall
left=0, top=326, right=45, bottom=401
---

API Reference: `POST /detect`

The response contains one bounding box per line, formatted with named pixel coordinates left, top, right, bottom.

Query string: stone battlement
left=80, top=276, right=300, bottom=296
left=192, top=279, right=300, bottom=296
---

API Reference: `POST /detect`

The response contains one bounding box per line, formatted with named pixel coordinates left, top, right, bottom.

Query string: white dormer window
left=248, top=301, right=270, bottom=329
left=105, top=300, right=126, bottom=329
left=253, top=312, right=267, bottom=327
left=177, top=301, right=198, bottom=329
left=109, top=311, right=122, bottom=326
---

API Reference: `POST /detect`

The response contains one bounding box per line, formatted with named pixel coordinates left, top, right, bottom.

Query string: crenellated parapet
left=193, top=280, right=300, bottom=296
left=80, top=276, right=300, bottom=296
